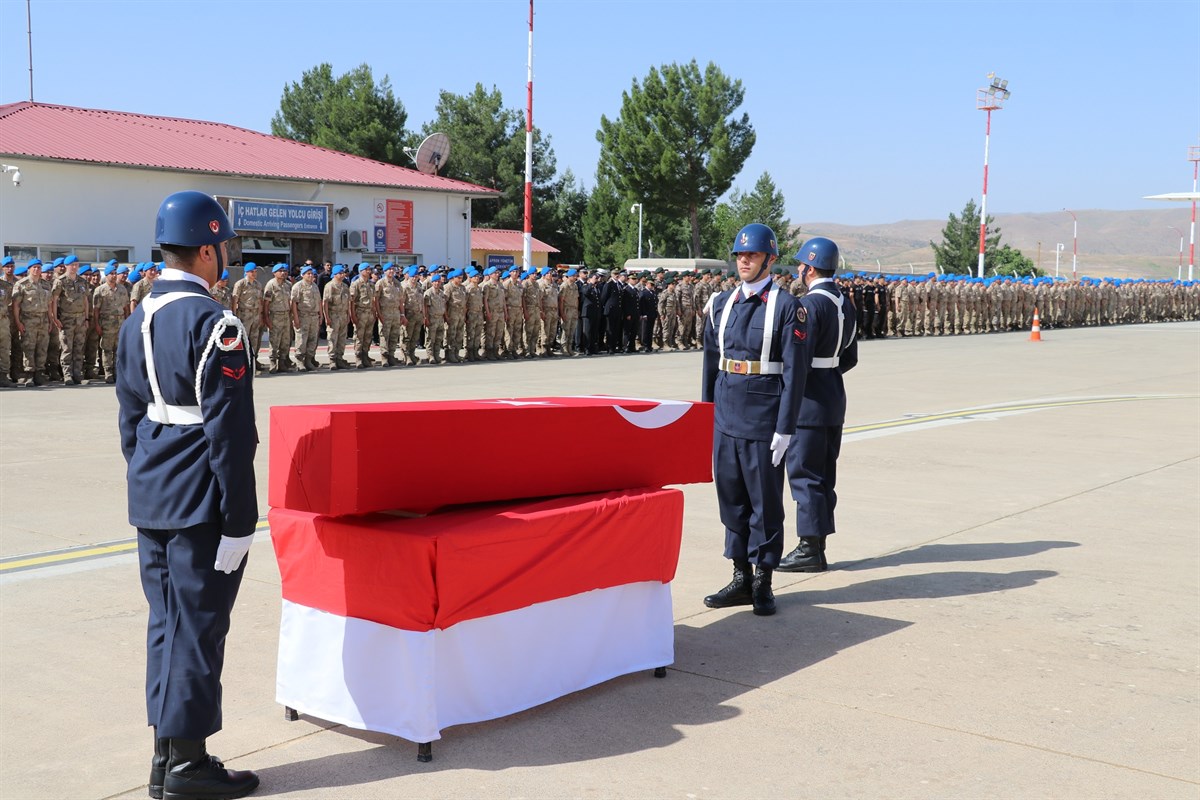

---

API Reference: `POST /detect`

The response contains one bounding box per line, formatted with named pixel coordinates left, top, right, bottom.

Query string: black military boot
left=703, top=560, right=753, bottom=608
left=149, top=732, right=168, bottom=799
left=752, top=566, right=776, bottom=616
left=777, top=537, right=828, bottom=573
left=163, top=739, right=259, bottom=800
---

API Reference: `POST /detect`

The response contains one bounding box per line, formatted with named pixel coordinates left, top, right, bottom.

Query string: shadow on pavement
left=837, top=540, right=1079, bottom=572
left=251, top=563, right=1059, bottom=792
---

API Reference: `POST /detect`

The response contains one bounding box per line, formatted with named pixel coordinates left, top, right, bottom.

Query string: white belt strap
left=807, top=288, right=856, bottom=369
left=717, top=285, right=782, bottom=375
left=140, top=292, right=251, bottom=426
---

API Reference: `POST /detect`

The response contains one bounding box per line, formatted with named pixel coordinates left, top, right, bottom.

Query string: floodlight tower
left=975, top=74, right=1010, bottom=278
left=1063, top=208, right=1078, bottom=279
left=630, top=203, right=643, bottom=259
left=1188, top=145, right=1198, bottom=281
left=1169, top=225, right=1185, bottom=280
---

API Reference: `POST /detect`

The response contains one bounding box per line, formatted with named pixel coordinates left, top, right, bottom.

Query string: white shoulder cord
left=194, top=310, right=253, bottom=413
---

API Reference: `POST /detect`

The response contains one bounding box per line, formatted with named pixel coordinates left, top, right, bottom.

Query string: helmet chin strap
left=744, top=255, right=771, bottom=284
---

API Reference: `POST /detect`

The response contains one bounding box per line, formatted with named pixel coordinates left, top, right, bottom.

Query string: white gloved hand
left=770, top=432, right=792, bottom=467
left=214, top=534, right=254, bottom=574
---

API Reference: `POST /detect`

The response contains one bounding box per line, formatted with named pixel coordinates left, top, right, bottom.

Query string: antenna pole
left=522, top=0, right=534, bottom=270
left=27, top=0, right=34, bottom=101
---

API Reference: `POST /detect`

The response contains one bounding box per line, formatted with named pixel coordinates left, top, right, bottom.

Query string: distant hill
left=799, top=208, right=1197, bottom=279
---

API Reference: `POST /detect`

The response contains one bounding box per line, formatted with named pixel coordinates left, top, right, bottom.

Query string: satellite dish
left=405, top=133, right=451, bottom=175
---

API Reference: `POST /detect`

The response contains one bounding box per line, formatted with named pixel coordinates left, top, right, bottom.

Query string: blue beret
left=302, top=266, right=316, bottom=275
left=106, top=259, right=118, bottom=267
left=539, top=267, right=550, bottom=275
left=79, top=265, right=92, bottom=275
left=14, top=265, right=28, bottom=276
left=243, top=262, right=258, bottom=271
left=447, top=269, right=463, bottom=280
left=104, top=265, right=117, bottom=276
left=51, top=257, right=64, bottom=267
left=63, top=254, right=78, bottom=265
left=566, top=269, right=578, bottom=276
left=129, top=270, right=142, bottom=282
left=116, top=265, right=129, bottom=274
left=331, top=265, right=346, bottom=276
left=0, top=256, right=12, bottom=267
left=483, top=267, right=497, bottom=276
left=430, top=273, right=443, bottom=282
left=28, top=258, right=42, bottom=268
left=272, top=263, right=288, bottom=273
left=405, top=266, right=418, bottom=277
left=383, top=262, right=395, bottom=270
left=358, top=263, right=370, bottom=271
left=221, top=269, right=229, bottom=280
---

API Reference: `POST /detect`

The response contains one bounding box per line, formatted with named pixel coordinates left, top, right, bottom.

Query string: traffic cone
left=1029, top=308, right=1042, bottom=342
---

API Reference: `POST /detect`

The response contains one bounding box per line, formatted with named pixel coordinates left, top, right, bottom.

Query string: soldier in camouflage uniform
left=464, top=269, right=485, bottom=361
left=423, top=274, right=449, bottom=364
left=92, top=266, right=128, bottom=384
left=400, top=267, right=425, bottom=365
left=538, top=269, right=560, bottom=356
left=263, top=264, right=294, bottom=373
left=676, top=273, right=696, bottom=348
left=503, top=270, right=524, bottom=358
left=12, top=260, right=52, bottom=386
left=443, top=269, right=468, bottom=363
left=482, top=267, right=506, bottom=360
left=558, top=269, right=580, bottom=357
left=374, top=263, right=405, bottom=366
left=209, top=270, right=232, bottom=309
left=658, top=279, right=679, bottom=350
left=290, top=266, right=322, bottom=370
left=349, top=265, right=378, bottom=368
left=520, top=269, right=542, bottom=359
left=0, top=257, right=14, bottom=387
left=49, top=256, right=91, bottom=384
left=322, top=265, right=352, bottom=369
left=129, top=264, right=157, bottom=313
left=231, top=264, right=265, bottom=372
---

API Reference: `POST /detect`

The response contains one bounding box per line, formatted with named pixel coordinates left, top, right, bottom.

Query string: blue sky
left=1, top=0, right=1196, bottom=225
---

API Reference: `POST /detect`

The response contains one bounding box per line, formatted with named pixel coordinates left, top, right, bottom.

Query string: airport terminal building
left=0, top=101, right=499, bottom=277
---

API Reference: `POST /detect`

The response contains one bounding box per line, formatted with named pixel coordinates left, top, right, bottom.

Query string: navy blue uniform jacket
left=116, top=280, right=258, bottom=536
left=701, top=284, right=805, bottom=441
left=796, top=280, right=859, bottom=426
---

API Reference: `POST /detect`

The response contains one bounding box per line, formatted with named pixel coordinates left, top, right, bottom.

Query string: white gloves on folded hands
left=214, top=534, right=254, bottom=574
left=770, top=432, right=792, bottom=467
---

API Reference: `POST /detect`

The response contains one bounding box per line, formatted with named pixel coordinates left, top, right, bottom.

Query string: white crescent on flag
left=568, top=396, right=693, bottom=430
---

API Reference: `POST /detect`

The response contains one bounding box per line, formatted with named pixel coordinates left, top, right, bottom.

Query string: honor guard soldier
left=701, top=224, right=806, bottom=616
left=778, top=237, right=859, bottom=574
left=116, top=191, right=260, bottom=800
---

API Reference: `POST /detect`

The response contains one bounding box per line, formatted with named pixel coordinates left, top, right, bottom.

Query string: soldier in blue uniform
left=117, top=191, right=260, bottom=800
left=701, top=224, right=806, bottom=616
left=778, top=237, right=859, bottom=573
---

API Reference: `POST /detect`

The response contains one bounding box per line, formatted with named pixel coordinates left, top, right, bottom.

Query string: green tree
left=542, top=168, right=589, bottom=264
left=597, top=60, right=755, bottom=259
left=582, top=175, right=636, bottom=267
left=705, top=172, right=799, bottom=261
left=990, top=244, right=1043, bottom=276
left=272, top=63, right=408, bottom=164
left=930, top=199, right=1002, bottom=275
left=421, top=84, right=562, bottom=239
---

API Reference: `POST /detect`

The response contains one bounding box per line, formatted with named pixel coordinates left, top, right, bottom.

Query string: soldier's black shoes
left=752, top=567, right=776, bottom=616
left=703, top=560, right=753, bottom=608
left=149, top=736, right=168, bottom=799
left=163, top=739, right=259, bottom=800
left=777, top=537, right=827, bottom=573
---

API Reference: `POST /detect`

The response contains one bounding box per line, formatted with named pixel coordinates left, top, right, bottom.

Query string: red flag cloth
left=268, top=396, right=712, bottom=516
left=270, top=487, right=684, bottom=632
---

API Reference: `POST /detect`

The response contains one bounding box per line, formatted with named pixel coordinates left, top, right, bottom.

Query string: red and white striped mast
left=975, top=73, right=1010, bottom=278
left=1188, top=145, right=1198, bottom=281
left=522, top=0, right=534, bottom=271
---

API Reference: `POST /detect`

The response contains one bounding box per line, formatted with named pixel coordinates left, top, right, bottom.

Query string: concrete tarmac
left=1, top=322, right=1197, bottom=800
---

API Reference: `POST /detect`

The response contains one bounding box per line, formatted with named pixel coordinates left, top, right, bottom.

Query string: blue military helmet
left=731, top=223, right=778, bottom=257
left=155, top=190, right=236, bottom=246
left=794, top=237, right=840, bottom=272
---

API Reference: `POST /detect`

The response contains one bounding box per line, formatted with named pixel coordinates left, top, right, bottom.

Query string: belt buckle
left=730, top=360, right=747, bottom=374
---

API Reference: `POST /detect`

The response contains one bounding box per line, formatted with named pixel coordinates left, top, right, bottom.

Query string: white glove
left=214, top=534, right=254, bottom=574
left=770, top=432, right=792, bottom=467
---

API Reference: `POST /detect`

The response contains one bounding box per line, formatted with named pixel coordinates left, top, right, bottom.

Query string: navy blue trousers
left=713, top=430, right=786, bottom=568
left=138, top=523, right=245, bottom=739
left=786, top=425, right=843, bottom=538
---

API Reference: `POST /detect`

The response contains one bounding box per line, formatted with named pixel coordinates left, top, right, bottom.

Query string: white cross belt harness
left=140, top=292, right=252, bottom=426
left=806, top=288, right=856, bottom=369
left=714, top=285, right=782, bottom=375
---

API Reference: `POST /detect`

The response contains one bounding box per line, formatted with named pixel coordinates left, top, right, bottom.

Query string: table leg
left=417, top=742, right=432, bottom=762
left=653, top=666, right=667, bottom=678
left=284, top=706, right=299, bottom=721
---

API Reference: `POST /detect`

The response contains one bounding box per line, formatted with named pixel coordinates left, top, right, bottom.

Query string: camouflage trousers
left=353, top=312, right=376, bottom=365
left=57, top=314, right=88, bottom=379
left=484, top=314, right=505, bottom=358
left=426, top=318, right=446, bottom=363
left=19, top=322, right=50, bottom=378
left=99, top=318, right=121, bottom=380
left=378, top=314, right=403, bottom=363
left=524, top=314, right=541, bottom=357
left=540, top=312, right=559, bottom=355
left=560, top=313, right=578, bottom=356
left=505, top=310, right=524, bottom=356
left=327, top=313, right=349, bottom=365
left=268, top=312, right=292, bottom=368
left=446, top=314, right=466, bottom=362
left=466, top=316, right=484, bottom=360
left=294, top=313, right=319, bottom=365
left=402, top=315, right=424, bottom=364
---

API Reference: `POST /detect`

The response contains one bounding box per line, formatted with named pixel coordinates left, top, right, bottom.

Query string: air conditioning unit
left=340, top=230, right=366, bottom=251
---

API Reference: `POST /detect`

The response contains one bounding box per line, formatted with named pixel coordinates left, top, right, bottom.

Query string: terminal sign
left=230, top=199, right=329, bottom=235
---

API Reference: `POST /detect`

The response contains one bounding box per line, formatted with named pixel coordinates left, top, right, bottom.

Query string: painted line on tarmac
left=0, top=519, right=271, bottom=576
left=3, top=394, right=1190, bottom=576
left=844, top=394, right=1189, bottom=442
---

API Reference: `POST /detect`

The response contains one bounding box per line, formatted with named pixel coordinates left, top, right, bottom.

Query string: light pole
left=630, top=202, right=644, bottom=259
left=1063, top=208, right=1078, bottom=279
left=1055, top=243, right=1064, bottom=278
left=975, top=73, right=1010, bottom=278
left=1169, top=225, right=1185, bottom=280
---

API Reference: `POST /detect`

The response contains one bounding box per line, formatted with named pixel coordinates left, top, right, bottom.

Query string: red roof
left=0, top=101, right=499, bottom=196
left=471, top=228, right=560, bottom=254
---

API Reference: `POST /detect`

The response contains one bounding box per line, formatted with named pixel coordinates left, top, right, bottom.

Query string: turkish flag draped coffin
left=269, top=396, right=713, bottom=516
left=270, top=487, right=684, bottom=743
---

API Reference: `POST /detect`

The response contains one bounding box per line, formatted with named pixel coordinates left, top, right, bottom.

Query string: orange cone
left=1029, top=307, right=1042, bottom=341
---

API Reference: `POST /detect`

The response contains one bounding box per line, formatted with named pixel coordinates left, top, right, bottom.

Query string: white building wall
left=0, top=159, right=475, bottom=266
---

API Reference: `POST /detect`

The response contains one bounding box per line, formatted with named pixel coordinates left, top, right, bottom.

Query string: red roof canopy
left=0, top=101, right=499, bottom=196
left=471, top=228, right=560, bottom=254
